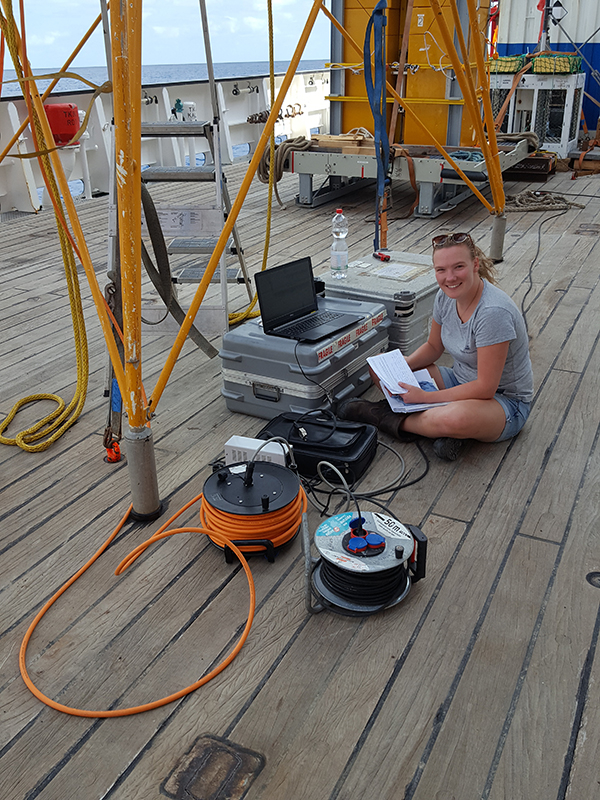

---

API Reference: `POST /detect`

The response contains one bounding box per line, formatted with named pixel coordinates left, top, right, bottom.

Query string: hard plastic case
left=220, top=296, right=389, bottom=419
left=323, top=250, right=438, bottom=354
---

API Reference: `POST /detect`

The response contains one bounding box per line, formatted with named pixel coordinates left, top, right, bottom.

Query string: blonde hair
left=432, top=235, right=498, bottom=285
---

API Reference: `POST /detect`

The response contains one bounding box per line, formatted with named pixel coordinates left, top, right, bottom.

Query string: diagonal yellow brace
left=0, top=1, right=126, bottom=393
left=431, top=0, right=504, bottom=214
left=465, top=0, right=505, bottom=214
left=0, top=9, right=106, bottom=165
left=149, top=0, right=327, bottom=413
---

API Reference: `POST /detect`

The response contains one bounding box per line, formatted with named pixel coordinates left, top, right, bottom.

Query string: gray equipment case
left=323, top=250, right=438, bottom=354
left=220, top=296, right=389, bottom=419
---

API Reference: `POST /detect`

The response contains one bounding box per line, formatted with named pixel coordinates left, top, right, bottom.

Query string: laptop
left=254, top=257, right=365, bottom=342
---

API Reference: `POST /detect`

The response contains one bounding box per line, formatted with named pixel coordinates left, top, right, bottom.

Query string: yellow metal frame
left=110, top=0, right=145, bottom=426
left=2, top=0, right=506, bottom=432
left=327, top=95, right=465, bottom=105
left=321, top=2, right=495, bottom=213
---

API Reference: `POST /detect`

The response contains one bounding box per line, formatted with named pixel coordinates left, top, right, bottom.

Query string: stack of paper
left=367, top=350, right=449, bottom=414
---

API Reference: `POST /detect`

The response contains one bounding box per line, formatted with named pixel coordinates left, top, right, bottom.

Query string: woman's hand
left=397, top=382, right=432, bottom=404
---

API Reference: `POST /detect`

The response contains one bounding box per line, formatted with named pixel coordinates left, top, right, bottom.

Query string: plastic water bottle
left=331, top=208, right=349, bottom=279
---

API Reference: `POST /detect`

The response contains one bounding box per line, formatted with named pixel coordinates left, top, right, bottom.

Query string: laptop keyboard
left=283, top=310, right=344, bottom=336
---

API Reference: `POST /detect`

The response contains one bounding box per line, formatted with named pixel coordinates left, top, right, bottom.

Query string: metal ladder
left=140, top=120, right=251, bottom=291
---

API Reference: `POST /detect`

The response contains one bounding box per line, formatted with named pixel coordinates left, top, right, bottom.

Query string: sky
left=6, top=0, right=332, bottom=69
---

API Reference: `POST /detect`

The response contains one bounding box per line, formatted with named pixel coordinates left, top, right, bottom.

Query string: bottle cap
left=336, top=208, right=343, bottom=213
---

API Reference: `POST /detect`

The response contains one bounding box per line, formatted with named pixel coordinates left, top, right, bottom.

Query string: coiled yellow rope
left=0, top=2, right=89, bottom=452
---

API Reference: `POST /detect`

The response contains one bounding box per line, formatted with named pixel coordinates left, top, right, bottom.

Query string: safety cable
left=421, top=30, right=455, bottom=79
left=20, top=495, right=256, bottom=718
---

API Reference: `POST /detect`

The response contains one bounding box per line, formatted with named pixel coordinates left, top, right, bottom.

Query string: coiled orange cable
left=200, top=487, right=308, bottom=553
left=19, top=496, right=256, bottom=718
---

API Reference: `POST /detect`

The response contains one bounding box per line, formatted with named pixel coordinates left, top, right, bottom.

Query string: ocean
left=2, top=60, right=327, bottom=198
left=0, top=60, right=328, bottom=98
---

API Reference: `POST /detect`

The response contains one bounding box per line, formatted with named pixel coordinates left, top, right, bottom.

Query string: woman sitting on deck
left=339, top=232, right=533, bottom=461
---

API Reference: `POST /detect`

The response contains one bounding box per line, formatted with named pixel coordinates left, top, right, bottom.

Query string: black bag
left=257, top=411, right=378, bottom=483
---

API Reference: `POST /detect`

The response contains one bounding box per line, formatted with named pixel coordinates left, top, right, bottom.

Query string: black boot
left=433, top=437, right=467, bottom=461
left=338, top=398, right=418, bottom=442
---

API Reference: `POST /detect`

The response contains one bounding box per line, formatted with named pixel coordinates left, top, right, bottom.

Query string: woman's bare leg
left=401, top=398, right=506, bottom=442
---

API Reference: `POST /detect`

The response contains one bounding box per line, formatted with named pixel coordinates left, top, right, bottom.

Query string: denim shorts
left=437, top=366, right=531, bottom=442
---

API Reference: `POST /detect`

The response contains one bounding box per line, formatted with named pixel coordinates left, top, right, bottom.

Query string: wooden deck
left=1, top=160, right=599, bottom=800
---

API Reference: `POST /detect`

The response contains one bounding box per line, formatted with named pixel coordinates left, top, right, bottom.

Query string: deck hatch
left=161, top=734, right=265, bottom=799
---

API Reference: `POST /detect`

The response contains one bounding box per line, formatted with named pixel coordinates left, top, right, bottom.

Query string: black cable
left=520, top=207, right=570, bottom=334
left=293, top=339, right=334, bottom=406
left=300, top=436, right=429, bottom=516
left=319, top=558, right=408, bottom=607
left=554, top=191, right=600, bottom=199
left=291, top=409, right=338, bottom=443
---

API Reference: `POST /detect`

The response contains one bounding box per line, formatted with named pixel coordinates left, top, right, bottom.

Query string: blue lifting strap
left=364, top=0, right=390, bottom=253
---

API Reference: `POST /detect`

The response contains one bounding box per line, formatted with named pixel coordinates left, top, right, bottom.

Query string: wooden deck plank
left=329, top=369, right=580, bottom=799
left=488, top=426, right=600, bottom=800
left=2, top=549, right=296, bottom=799
left=412, top=536, right=559, bottom=800
left=520, top=324, right=600, bottom=541
left=528, top=286, right=592, bottom=393
left=1, top=155, right=599, bottom=800
left=25, top=553, right=307, bottom=800
left=98, top=514, right=466, bottom=800
left=554, top=279, right=600, bottom=373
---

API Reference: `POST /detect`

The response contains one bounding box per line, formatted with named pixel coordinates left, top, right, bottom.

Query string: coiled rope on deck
left=504, top=190, right=585, bottom=212
left=0, top=2, right=89, bottom=452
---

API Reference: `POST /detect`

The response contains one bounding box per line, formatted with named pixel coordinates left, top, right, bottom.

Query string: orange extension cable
left=200, top=487, right=308, bottom=553
left=19, top=495, right=257, bottom=718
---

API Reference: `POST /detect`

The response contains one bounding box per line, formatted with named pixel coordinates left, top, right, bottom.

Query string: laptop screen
left=255, top=257, right=317, bottom=333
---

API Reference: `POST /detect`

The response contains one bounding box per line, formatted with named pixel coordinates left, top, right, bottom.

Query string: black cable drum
left=312, top=511, right=416, bottom=614
left=319, top=558, right=408, bottom=606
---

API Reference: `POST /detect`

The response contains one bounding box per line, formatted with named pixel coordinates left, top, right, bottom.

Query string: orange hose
left=19, top=499, right=256, bottom=718
left=200, top=487, right=308, bottom=553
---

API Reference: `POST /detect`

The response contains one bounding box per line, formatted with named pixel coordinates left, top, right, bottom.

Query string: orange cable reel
left=200, top=460, right=307, bottom=560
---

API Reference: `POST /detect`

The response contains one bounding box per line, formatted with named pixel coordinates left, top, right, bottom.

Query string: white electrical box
left=224, top=436, right=288, bottom=466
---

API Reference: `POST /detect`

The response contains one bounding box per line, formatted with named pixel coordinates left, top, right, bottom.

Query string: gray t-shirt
left=433, top=280, right=533, bottom=402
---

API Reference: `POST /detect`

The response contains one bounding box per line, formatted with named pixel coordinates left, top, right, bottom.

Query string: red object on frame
left=43, top=103, right=79, bottom=144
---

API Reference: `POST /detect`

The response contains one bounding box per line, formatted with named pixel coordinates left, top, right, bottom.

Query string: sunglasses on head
left=431, top=232, right=473, bottom=248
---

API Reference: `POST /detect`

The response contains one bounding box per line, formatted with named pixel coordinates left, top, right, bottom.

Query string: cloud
left=27, top=32, right=66, bottom=47
left=152, top=27, right=181, bottom=39
left=243, top=17, right=267, bottom=33
left=13, top=0, right=330, bottom=68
